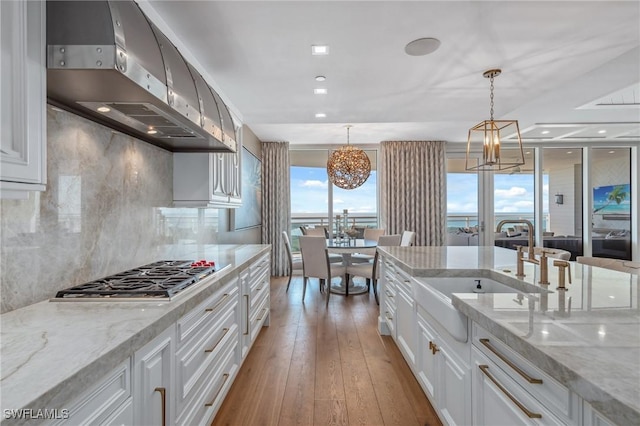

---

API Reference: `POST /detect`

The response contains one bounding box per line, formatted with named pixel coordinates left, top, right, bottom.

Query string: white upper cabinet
left=0, top=0, right=46, bottom=199
left=173, top=126, right=242, bottom=208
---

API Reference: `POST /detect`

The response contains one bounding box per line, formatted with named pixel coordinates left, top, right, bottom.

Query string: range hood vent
left=46, top=1, right=236, bottom=153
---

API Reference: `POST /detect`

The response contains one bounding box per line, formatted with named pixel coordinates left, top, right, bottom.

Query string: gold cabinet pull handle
left=205, top=328, right=229, bottom=353
left=479, top=365, right=542, bottom=419
left=154, top=387, right=167, bottom=426
left=205, top=293, right=229, bottom=313
left=480, top=338, right=542, bottom=384
left=243, top=295, right=249, bottom=335
left=205, top=373, right=230, bottom=407
left=429, top=341, right=440, bottom=355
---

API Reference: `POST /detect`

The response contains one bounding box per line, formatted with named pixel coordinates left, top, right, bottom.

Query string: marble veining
left=379, top=246, right=640, bottom=425
left=0, top=108, right=173, bottom=313
left=0, top=244, right=270, bottom=417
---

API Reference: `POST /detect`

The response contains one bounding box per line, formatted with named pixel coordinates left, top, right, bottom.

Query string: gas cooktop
left=54, top=260, right=219, bottom=300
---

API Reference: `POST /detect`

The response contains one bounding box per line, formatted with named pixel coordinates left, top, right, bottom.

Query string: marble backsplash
left=0, top=108, right=174, bottom=313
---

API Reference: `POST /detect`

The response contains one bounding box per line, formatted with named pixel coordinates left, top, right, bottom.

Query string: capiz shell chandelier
left=327, top=125, right=371, bottom=190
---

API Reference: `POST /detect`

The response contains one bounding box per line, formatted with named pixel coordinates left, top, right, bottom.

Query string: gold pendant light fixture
left=465, top=69, right=525, bottom=171
left=327, top=125, right=371, bottom=190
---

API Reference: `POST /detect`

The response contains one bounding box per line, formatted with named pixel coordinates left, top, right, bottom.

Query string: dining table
left=326, top=238, right=378, bottom=295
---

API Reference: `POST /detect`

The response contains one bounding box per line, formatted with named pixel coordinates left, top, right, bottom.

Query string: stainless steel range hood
left=46, top=1, right=237, bottom=153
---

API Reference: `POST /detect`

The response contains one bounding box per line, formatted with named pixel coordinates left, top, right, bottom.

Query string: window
left=290, top=148, right=377, bottom=250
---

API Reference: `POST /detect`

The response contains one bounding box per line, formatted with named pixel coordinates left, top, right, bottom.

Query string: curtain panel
left=261, top=141, right=291, bottom=275
left=379, top=141, right=446, bottom=246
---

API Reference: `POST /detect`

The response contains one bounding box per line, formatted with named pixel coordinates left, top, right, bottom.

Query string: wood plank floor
left=212, top=276, right=442, bottom=426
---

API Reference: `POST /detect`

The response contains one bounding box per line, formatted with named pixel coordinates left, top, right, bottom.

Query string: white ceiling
left=144, top=1, right=640, bottom=146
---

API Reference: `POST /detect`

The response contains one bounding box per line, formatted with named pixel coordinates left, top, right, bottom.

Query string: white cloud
left=495, top=186, right=528, bottom=197
left=300, top=180, right=328, bottom=188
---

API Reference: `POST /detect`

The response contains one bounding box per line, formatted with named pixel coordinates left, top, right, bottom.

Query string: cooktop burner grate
left=54, top=260, right=217, bottom=299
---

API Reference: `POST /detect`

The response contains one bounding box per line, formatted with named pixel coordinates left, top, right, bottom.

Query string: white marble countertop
left=0, top=244, right=270, bottom=418
left=378, top=246, right=640, bottom=426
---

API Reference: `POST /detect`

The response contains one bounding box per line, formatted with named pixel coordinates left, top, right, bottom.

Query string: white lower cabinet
left=240, top=253, right=271, bottom=360
left=48, top=360, right=132, bottom=425
left=47, top=252, right=271, bottom=426
left=378, top=255, right=605, bottom=426
left=175, top=280, right=240, bottom=425
left=416, top=310, right=471, bottom=426
left=133, top=324, right=176, bottom=426
left=472, top=346, right=562, bottom=425
left=582, top=402, right=615, bottom=426
left=395, top=272, right=417, bottom=366
left=472, top=323, right=580, bottom=426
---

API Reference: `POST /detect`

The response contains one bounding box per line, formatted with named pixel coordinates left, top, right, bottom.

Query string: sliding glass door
left=290, top=148, right=378, bottom=251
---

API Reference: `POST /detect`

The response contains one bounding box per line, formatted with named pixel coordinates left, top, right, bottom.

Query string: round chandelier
left=327, top=125, right=371, bottom=190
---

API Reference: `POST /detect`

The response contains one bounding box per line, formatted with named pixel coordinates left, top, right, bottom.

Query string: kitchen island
left=377, top=246, right=639, bottom=426
left=0, top=244, right=270, bottom=425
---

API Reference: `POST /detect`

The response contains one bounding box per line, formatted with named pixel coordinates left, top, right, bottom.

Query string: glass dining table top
left=326, top=238, right=377, bottom=249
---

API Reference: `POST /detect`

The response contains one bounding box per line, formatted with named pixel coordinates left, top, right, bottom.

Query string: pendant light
left=465, top=69, right=525, bottom=171
left=327, top=125, right=371, bottom=190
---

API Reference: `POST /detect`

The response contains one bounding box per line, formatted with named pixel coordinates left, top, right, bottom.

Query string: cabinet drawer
left=177, top=283, right=238, bottom=349
left=383, top=301, right=396, bottom=336
left=249, top=293, right=270, bottom=342
left=50, top=360, right=131, bottom=426
left=472, top=347, right=563, bottom=425
left=472, top=323, right=575, bottom=422
left=249, top=253, right=270, bottom=278
left=250, top=269, right=270, bottom=309
left=177, top=339, right=239, bottom=426
left=176, top=307, right=239, bottom=417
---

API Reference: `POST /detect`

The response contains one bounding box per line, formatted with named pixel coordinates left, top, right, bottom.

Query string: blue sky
left=291, top=166, right=548, bottom=215
left=291, top=166, right=377, bottom=214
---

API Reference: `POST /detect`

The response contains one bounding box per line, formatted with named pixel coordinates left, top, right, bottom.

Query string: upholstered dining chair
left=346, top=234, right=401, bottom=304
left=400, top=230, right=416, bottom=246
left=299, top=236, right=347, bottom=306
left=363, top=228, right=385, bottom=242
left=282, top=231, right=303, bottom=292
left=305, top=227, right=328, bottom=237
left=576, top=256, right=640, bottom=274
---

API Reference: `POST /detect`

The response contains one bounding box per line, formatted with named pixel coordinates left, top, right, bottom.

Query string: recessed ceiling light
left=147, top=128, right=158, bottom=135
left=404, top=37, right=441, bottom=56
left=609, top=150, right=615, bottom=154
left=315, top=113, right=326, bottom=118
left=567, top=151, right=573, bottom=154
left=314, top=88, right=327, bottom=95
left=97, top=106, right=111, bottom=113
left=315, top=76, right=326, bottom=82
left=541, top=130, right=550, bottom=135
left=311, top=45, right=329, bottom=55
left=598, top=129, right=607, bottom=134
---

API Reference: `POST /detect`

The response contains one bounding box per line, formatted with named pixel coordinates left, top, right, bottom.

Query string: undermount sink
left=414, top=277, right=538, bottom=343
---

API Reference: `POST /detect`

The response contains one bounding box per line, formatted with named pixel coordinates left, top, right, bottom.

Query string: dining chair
left=400, top=230, right=416, bottom=246
left=299, top=236, right=347, bottom=306
left=282, top=231, right=303, bottom=292
left=363, top=228, right=385, bottom=242
left=305, top=227, right=327, bottom=237
left=576, top=256, right=640, bottom=274
left=346, top=234, right=401, bottom=304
